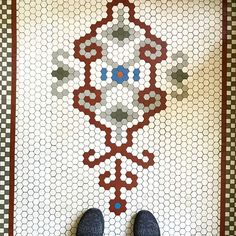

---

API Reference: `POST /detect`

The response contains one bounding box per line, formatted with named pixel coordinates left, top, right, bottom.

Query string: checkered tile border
left=0, top=0, right=12, bottom=235
left=225, top=0, right=236, bottom=235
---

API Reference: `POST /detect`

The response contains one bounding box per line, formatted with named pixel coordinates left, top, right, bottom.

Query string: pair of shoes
left=76, top=208, right=160, bottom=236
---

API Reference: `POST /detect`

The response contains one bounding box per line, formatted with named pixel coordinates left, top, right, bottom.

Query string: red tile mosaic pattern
left=73, top=0, right=167, bottom=215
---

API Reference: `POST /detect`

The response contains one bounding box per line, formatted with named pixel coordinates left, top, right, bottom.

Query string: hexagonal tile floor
left=1, top=0, right=235, bottom=236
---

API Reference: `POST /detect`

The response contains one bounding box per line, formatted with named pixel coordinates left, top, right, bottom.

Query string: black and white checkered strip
left=225, top=0, right=236, bottom=235
left=0, top=0, right=12, bottom=235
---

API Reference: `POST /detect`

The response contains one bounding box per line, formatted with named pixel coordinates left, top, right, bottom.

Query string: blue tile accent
left=101, top=68, right=107, bottom=81
left=112, top=66, right=129, bottom=84
left=114, top=202, right=121, bottom=209
left=133, top=68, right=140, bottom=81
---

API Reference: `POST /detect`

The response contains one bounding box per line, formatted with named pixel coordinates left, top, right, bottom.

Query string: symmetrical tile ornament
left=1, top=0, right=235, bottom=235
left=72, top=0, right=168, bottom=215
left=50, top=0, right=199, bottom=216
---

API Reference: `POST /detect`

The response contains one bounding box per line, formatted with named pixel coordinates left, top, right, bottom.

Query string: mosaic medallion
left=73, top=0, right=167, bottom=215
left=51, top=0, right=169, bottom=215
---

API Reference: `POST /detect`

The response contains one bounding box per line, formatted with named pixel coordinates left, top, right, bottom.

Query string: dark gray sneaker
left=134, top=210, right=160, bottom=236
left=76, top=208, right=104, bottom=236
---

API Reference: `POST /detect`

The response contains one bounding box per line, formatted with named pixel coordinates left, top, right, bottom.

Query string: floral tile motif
left=52, top=0, right=169, bottom=215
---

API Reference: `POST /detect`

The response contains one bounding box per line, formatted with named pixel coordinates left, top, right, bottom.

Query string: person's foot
left=134, top=210, right=160, bottom=236
left=76, top=208, right=104, bottom=236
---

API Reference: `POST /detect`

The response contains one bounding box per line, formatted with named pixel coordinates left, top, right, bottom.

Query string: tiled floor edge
left=221, top=0, right=227, bottom=235
left=224, top=0, right=236, bottom=235
left=0, top=0, right=14, bottom=235
left=8, top=0, right=17, bottom=235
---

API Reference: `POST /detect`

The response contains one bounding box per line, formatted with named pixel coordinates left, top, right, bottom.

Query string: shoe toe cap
left=76, top=208, right=104, bottom=236
left=134, top=210, right=160, bottom=236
